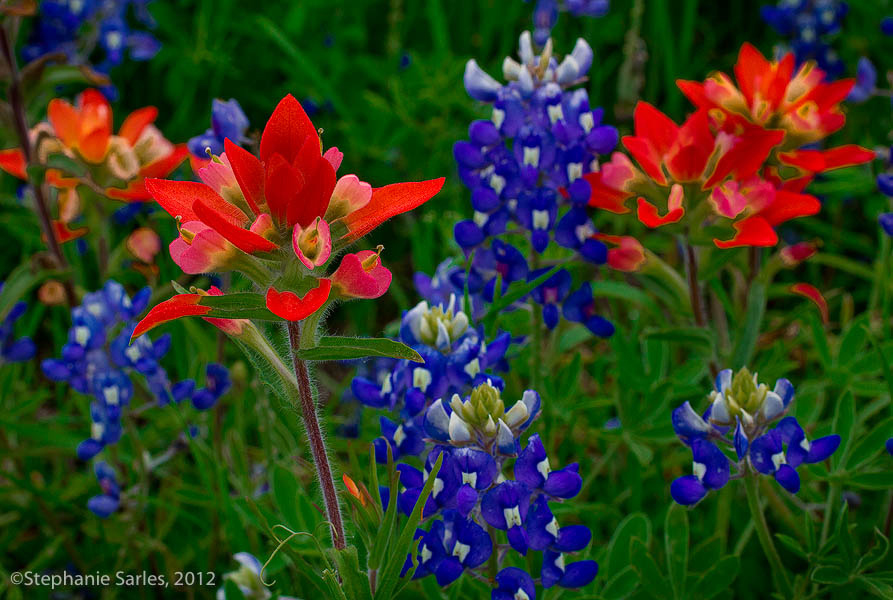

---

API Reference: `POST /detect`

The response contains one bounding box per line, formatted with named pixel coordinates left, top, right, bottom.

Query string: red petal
left=734, top=43, right=771, bottom=106
left=46, top=220, right=88, bottom=244
left=622, top=136, right=666, bottom=185
left=676, top=80, right=711, bottom=109
left=632, top=102, right=678, bottom=155
left=224, top=138, right=264, bottom=214
left=131, top=294, right=211, bottom=339
left=713, top=216, right=778, bottom=248
left=582, top=172, right=632, bottom=213
left=779, top=145, right=875, bottom=173
left=118, top=106, right=158, bottom=146
left=0, top=148, right=27, bottom=179
left=192, top=198, right=278, bottom=254
left=344, top=177, right=445, bottom=241
left=47, top=99, right=80, bottom=147
left=106, top=181, right=149, bottom=202
left=265, top=279, right=332, bottom=321
left=636, top=197, right=684, bottom=228
left=260, top=94, right=319, bottom=164
left=758, top=191, right=820, bottom=227
left=704, top=126, right=784, bottom=189
left=288, top=150, right=336, bottom=227
left=139, top=144, right=189, bottom=178
left=790, top=283, right=829, bottom=324
left=146, top=178, right=247, bottom=225
left=264, top=153, right=302, bottom=224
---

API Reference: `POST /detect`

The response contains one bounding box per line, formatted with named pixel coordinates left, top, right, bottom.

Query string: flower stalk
left=744, top=472, right=793, bottom=596
left=286, top=320, right=346, bottom=550
left=0, top=23, right=77, bottom=307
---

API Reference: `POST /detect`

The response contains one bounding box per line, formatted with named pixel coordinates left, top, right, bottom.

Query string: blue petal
left=774, top=464, right=800, bottom=494
left=805, top=435, right=841, bottom=464
left=464, top=59, right=502, bottom=102
left=555, top=525, right=592, bottom=552
left=671, top=475, right=707, bottom=505
left=560, top=559, right=598, bottom=589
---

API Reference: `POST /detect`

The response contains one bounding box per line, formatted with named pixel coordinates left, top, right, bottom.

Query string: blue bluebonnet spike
left=426, top=510, right=493, bottom=586
left=0, top=285, right=37, bottom=363
left=761, top=0, right=847, bottom=79
left=734, top=418, right=749, bottom=460
left=671, top=401, right=713, bottom=443
left=452, top=448, right=498, bottom=515
left=671, top=439, right=730, bottom=505
left=464, top=60, right=502, bottom=102
left=87, top=461, right=121, bottom=518
left=493, top=567, right=536, bottom=600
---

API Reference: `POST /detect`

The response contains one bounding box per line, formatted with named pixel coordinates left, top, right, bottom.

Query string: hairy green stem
left=744, top=473, right=792, bottom=596
left=287, top=321, right=346, bottom=550
left=0, top=23, right=77, bottom=307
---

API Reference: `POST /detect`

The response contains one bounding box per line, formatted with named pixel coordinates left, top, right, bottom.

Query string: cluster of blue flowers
left=877, top=167, right=893, bottom=238
left=452, top=32, right=618, bottom=337
left=392, top=380, right=596, bottom=595
left=351, top=294, right=511, bottom=464
left=22, top=0, right=160, bottom=98
left=40, top=280, right=230, bottom=464
left=670, top=368, right=840, bottom=505
left=187, top=98, right=251, bottom=159
left=761, top=0, right=847, bottom=79
left=524, top=0, right=609, bottom=46
left=0, top=283, right=37, bottom=365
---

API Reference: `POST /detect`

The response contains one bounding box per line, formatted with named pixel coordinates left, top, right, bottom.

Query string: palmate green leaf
left=222, top=579, right=248, bottom=600
left=692, top=555, right=739, bottom=600
left=297, top=337, right=423, bottom=363
left=856, top=575, right=893, bottom=600
left=601, top=565, right=640, bottom=600
left=775, top=533, right=808, bottom=560
left=857, top=529, right=890, bottom=573
left=848, top=472, right=893, bottom=490
left=630, top=538, right=667, bottom=600
left=664, top=504, right=689, bottom=600
left=606, top=513, right=652, bottom=580
left=846, top=416, right=893, bottom=470
left=811, top=565, right=849, bottom=585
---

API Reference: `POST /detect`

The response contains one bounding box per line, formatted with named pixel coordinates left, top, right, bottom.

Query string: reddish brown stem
left=0, top=23, right=76, bottom=306
left=287, top=321, right=346, bottom=550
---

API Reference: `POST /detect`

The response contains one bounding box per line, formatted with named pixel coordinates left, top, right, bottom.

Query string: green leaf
left=731, top=281, right=766, bottom=368
left=775, top=534, right=807, bottom=560
left=630, top=538, right=667, bottom=600
left=808, top=310, right=832, bottom=369
left=332, top=546, right=373, bottom=600
left=849, top=472, right=893, bottom=490
left=847, top=417, right=893, bottom=470
left=664, top=504, right=689, bottom=600
left=643, top=326, right=714, bottom=353
left=856, top=575, right=893, bottom=599
left=601, top=565, right=640, bottom=600
left=811, top=565, right=849, bottom=585
left=45, top=152, right=87, bottom=177
left=832, top=390, right=855, bottom=471
left=0, top=261, right=67, bottom=321
left=223, top=579, right=248, bottom=600
left=483, top=265, right=560, bottom=324
left=838, top=315, right=869, bottom=367
left=693, top=555, right=740, bottom=600
left=197, top=292, right=281, bottom=320
left=271, top=465, right=303, bottom=532
left=297, top=337, right=423, bottom=362
left=857, top=529, right=890, bottom=573
left=606, top=513, right=652, bottom=579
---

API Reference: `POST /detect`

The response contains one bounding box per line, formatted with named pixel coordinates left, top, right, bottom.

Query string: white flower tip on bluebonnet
left=496, top=418, right=515, bottom=454
left=449, top=392, right=464, bottom=415
left=426, top=398, right=450, bottom=437
left=435, top=319, right=451, bottom=350
left=556, top=55, right=580, bottom=85
left=503, top=56, right=522, bottom=81
left=412, top=367, right=432, bottom=393
left=405, top=300, right=428, bottom=341
left=449, top=411, right=473, bottom=443
left=716, top=368, right=733, bottom=394
left=521, top=390, right=541, bottom=418
left=773, top=377, right=795, bottom=407
left=464, top=59, right=502, bottom=102
left=517, top=66, right=535, bottom=97
left=484, top=415, right=498, bottom=436
left=678, top=400, right=710, bottom=433
left=504, top=399, right=529, bottom=428
left=451, top=309, right=469, bottom=339
left=760, top=391, right=784, bottom=422
left=710, top=392, right=731, bottom=424
left=571, top=38, right=594, bottom=77
left=233, top=552, right=262, bottom=575
left=518, top=31, right=534, bottom=65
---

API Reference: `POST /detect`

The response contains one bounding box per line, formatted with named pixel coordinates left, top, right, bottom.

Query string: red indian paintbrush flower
left=677, top=43, right=874, bottom=173
left=586, top=101, right=818, bottom=247
left=0, top=89, right=187, bottom=242
left=133, top=94, right=444, bottom=338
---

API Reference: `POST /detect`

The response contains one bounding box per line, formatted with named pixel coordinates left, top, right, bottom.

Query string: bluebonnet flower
left=0, top=284, right=37, bottom=364
left=188, top=99, right=251, bottom=158
left=887, top=438, right=893, bottom=456
left=450, top=32, right=622, bottom=334
left=847, top=57, right=876, bottom=103
left=671, top=368, right=841, bottom=505
left=349, top=295, right=510, bottom=464
left=393, top=381, right=597, bottom=593
left=761, top=0, right=847, bottom=79
left=883, top=16, right=893, bottom=36
left=877, top=171, right=893, bottom=237
left=22, top=0, right=161, bottom=98
left=493, top=567, right=536, bottom=600
left=562, top=282, right=614, bottom=337
left=40, top=280, right=230, bottom=461
left=87, top=461, right=121, bottom=518
left=216, top=553, right=300, bottom=600
left=524, top=0, right=609, bottom=46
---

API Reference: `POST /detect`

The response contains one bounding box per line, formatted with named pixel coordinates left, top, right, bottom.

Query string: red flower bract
left=266, top=279, right=332, bottom=321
